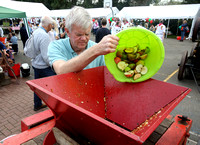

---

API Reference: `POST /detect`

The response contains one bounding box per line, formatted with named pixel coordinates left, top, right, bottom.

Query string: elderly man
left=31, top=16, right=56, bottom=111
left=48, top=6, right=119, bottom=75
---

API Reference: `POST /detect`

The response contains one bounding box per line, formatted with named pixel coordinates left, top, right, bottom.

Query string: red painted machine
left=0, top=66, right=192, bottom=145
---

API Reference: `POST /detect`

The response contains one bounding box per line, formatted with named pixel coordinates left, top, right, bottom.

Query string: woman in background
left=20, top=23, right=28, bottom=49
left=180, top=20, right=188, bottom=42
left=10, top=32, right=18, bottom=54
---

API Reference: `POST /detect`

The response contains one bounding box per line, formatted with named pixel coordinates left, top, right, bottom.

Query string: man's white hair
left=65, top=6, right=92, bottom=32
left=41, top=16, right=54, bottom=27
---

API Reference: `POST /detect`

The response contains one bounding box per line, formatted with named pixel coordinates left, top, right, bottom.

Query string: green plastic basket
left=105, top=27, right=165, bottom=83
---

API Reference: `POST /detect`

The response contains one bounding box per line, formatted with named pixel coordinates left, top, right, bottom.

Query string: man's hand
left=96, top=35, right=119, bottom=55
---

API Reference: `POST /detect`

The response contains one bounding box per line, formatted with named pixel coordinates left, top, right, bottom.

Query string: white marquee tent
left=50, top=9, right=71, bottom=18
left=117, top=4, right=200, bottom=38
left=0, top=0, right=51, bottom=17
left=117, top=4, right=200, bottom=20
left=51, top=7, right=119, bottom=20
left=86, top=7, right=119, bottom=19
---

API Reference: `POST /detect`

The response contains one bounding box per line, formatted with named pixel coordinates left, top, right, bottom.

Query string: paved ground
left=0, top=36, right=199, bottom=144
left=0, top=39, right=47, bottom=141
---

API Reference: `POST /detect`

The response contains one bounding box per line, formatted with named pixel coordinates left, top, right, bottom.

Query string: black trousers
left=12, top=44, right=18, bottom=53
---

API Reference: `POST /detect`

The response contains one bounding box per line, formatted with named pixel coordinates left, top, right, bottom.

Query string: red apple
left=114, top=57, right=121, bottom=64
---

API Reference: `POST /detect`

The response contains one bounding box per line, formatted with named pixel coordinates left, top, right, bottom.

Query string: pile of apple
left=114, top=45, right=150, bottom=80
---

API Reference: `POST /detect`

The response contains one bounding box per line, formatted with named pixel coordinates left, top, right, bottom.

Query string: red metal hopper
left=26, top=66, right=191, bottom=145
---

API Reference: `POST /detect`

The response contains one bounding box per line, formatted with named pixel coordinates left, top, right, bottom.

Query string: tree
left=13, top=0, right=200, bottom=10
left=182, top=0, right=200, bottom=4
left=14, top=0, right=78, bottom=10
left=82, top=0, right=93, bottom=8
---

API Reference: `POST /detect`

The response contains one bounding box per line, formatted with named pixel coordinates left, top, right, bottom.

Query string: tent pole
left=110, top=7, right=114, bottom=17
left=166, top=19, right=170, bottom=38
left=176, top=19, right=179, bottom=36
left=23, top=18, right=30, bottom=37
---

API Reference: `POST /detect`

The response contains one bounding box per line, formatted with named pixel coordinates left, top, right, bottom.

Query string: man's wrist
left=89, top=45, right=100, bottom=57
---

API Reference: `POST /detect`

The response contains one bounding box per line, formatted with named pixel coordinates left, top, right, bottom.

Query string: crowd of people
left=91, top=17, right=167, bottom=42
left=0, top=6, right=190, bottom=111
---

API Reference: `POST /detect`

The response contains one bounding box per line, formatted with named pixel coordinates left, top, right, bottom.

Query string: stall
left=0, top=6, right=29, bottom=83
left=0, top=6, right=29, bottom=37
left=0, top=1, right=51, bottom=18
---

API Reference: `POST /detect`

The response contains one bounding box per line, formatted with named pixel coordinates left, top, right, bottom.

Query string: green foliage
left=3, top=21, right=10, bottom=27
left=14, top=0, right=155, bottom=10
left=13, top=0, right=200, bottom=10
left=182, top=0, right=200, bottom=4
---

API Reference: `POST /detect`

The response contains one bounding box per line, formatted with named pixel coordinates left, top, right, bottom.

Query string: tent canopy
left=117, top=4, right=200, bottom=20
left=0, top=6, right=26, bottom=19
left=50, top=9, right=71, bottom=18
left=0, top=1, right=51, bottom=17
left=50, top=7, right=119, bottom=19
left=86, top=7, right=119, bottom=19
left=0, top=5, right=30, bottom=36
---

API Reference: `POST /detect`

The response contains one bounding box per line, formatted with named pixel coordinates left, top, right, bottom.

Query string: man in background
left=95, top=19, right=111, bottom=43
left=155, top=20, right=166, bottom=42
left=20, top=23, right=28, bottom=49
left=31, top=16, right=56, bottom=111
left=0, top=26, right=4, bottom=37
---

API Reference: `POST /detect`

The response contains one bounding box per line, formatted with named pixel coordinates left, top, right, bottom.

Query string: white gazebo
left=0, top=1, right=51, bottom=17
left=116, top=4, right=200, bottom=38
left=51, top=7, right=119, bottom=20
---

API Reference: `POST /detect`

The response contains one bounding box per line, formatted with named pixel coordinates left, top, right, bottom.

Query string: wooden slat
left=143, top=118, right=174, bottom=144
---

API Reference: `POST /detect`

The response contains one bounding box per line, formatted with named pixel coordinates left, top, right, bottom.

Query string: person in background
left=5, top=43, right=14, bottom=63
left=98, top=18, right=102, bottom=28
left=0, top=42, right=14, bottom=63
left=59, top=22, right=66, bottom=39
left=92, top=20, right=99, bottom=35
left=110, top=17, right=116, bottom=35
left=155, top=20, right=166, bottom=42
left=7, top=32, right=12, bottom=42
left=20, top=23, right=28, bottom=49
left=115, top=21, right=122, bottom=34
left=121, top=18, right=129, bottom=30
left=0, top=41, right=6, bottom=57
left=0, top=26, right=4, bottom=37
left=48, top=6, right=119, bottom=75
left=32, top=23, right=38, bottom=32
left=144, top=22, right=149, bottom=29
left=149, top=24, right=155, bottom=33
left=95, top=19, right=111, bottom=43
left=9, top=32, right=18, bottom=54
left=19, top=19, right=24, bottom=27
left=129, top=19, right=134, bottom=27
left=31, top=16, right=56, bottom=111
left=8, top=27, right=13, bottom=34
left=56, top=18, right=60, bottom=29
left=180, top=20, right=188, bottom=42
left=28, top=23, right=33, bottom=34
left=48, top=20, right=59, bottom=41
left=36, top=18, right=40, bottom=26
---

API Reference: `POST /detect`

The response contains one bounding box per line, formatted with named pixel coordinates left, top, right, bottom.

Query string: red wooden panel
left=104, top=67, right=190, bottom=131
left=21, top=109, right=54, bottom=132
left=156, top=115, right=192, bottom=145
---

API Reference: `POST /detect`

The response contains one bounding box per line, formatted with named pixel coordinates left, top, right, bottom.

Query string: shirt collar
left=40, top=26, right=47, bottom=33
